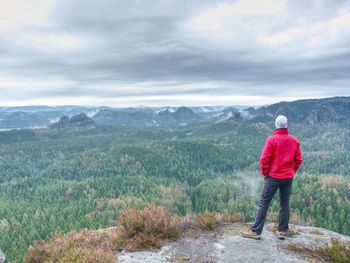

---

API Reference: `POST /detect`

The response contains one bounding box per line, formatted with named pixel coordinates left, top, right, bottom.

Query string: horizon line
left=0, top=95, right=349, bottom=109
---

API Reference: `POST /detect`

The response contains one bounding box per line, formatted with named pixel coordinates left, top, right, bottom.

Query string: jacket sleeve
left=260, top=137, right=273, bottom=176
left=294, top=143, right=302, bottom=172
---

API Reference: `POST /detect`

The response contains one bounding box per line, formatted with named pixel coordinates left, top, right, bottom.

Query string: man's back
left=260, top=128, right=302, bottom=180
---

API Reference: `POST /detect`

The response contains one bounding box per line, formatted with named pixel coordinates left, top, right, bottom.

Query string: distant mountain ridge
left=93, top=108, right=155, bottom=126
left=1, top=96, right=350, bottom=129
left=0, top=106, right=104, bottom=129
left=94, top=106, right=202, bottom=126
left=244, top=96, right=350, bottom=124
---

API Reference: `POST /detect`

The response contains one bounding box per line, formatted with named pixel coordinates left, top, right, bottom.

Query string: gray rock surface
left=117, top=223, right=350, bottom=263
left=0, top=249, right=5, bottom=263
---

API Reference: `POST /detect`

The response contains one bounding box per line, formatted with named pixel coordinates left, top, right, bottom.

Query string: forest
left=0, top=100, right=350, bottom=262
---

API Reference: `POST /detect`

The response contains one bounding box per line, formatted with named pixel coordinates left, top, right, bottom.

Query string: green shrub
left=287, top=238, right=350, bottom=263
left=317, top=238, right=350, bottom=263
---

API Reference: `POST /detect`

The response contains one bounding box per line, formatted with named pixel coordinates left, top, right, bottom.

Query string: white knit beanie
left=275, top=115, right=288, bottom=129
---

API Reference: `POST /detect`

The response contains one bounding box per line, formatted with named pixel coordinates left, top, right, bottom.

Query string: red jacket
left=260, top=128, right=302, bottom=180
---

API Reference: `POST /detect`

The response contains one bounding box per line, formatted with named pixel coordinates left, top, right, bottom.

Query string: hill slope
left=246, top=96, right=350, bottom=125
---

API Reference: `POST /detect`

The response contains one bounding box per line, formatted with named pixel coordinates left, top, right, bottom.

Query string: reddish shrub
left=222, top=213, right=242, bottom=224
left=118, top=207, right=145, bottom=238
left=195, top=212, right=216, bottom=230
left=127, top=233, right=161, bottom=249
left=25, top=229, right=119, bottom=263
left=25, top=204, right=246, bottom=262
left=117, top=204, right=180, bottom=249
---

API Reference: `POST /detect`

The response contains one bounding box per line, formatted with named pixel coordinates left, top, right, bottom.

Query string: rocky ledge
left=117, top=223, right=350, bottom=263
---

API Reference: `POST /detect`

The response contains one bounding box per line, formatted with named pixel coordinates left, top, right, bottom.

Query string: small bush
left=214, top=212, right=242, bottom=226
left=117, top=203, right=180, bottom=249
left=127, top=233, right=161, bottom=249
left=141, top=204, right=178, bottom=239
left=317, top=238, right=350, bottom=263
left=176, top=215, right=195, bottom=232
left=222, top=213, right=242, bottom=224
left=195, top=212, right=217, bottom=230
left=287, top=238, right=350, bottom=263
left=118, top=207, right=145, bottom=238
left=25, top=229, right=120, bottom=263
left=25, top=204, right=245, bottom=262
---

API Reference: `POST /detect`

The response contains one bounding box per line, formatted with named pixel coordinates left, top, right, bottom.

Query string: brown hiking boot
left=277, top=231, right=288, bottom=240
left=241, top=229, right=261, bottom=239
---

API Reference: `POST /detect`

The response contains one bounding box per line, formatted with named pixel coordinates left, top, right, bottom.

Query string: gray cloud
left=0, top=0, right=350, bottom=106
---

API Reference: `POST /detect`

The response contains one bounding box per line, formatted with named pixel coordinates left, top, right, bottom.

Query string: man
left=242, top=115, right=302, bottom=240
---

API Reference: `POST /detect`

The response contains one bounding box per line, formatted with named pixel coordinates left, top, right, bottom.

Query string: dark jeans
left=251, top=176, right=292, bottom=235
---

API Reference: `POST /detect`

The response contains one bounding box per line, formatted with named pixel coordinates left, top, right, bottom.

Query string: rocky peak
left=158, top=109, right=173, bottom=118
left=118, top=223, right=350, bottom=263
left=50, top=113, right=95, bottom=129
left=174, top=107, right=194, bottom=116
left=173, top=107, right=200, bottom=122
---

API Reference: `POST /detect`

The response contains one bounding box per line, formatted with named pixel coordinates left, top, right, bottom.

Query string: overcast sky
left=0, top=0, right=350, bottom=107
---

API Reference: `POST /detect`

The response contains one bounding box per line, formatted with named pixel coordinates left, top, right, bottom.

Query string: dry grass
left=220, top=213, right=242, bottom=224
left=25, top=205, right=243, bottom=262
left=309, top=229, right=324, bottom=236
left=195, top=212, right=217, bottom=230
left=286, top=243, right=322, bottom=261
left=285, top=229, right=300, bottom=238
left=286, top=238, right=350, bottom=263
left=317, top=238, right=350, bottom=263
left=25, top=229, right=121, bottom=263
left=25, top=204, right=180, bottom=262
left=117, top=203, right=180, bottom=249
left=195, top=211, right=242, bottom=231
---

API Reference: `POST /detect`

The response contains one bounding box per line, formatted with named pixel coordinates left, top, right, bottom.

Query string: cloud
left=0, top=0, right=56, bottom=32
left=7, top=32, right=86, bottom=51
left=0, top=0, right=350, bottom=106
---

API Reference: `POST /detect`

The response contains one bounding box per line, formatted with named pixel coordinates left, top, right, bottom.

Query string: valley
left=0, top=97, right=349, bottom=262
